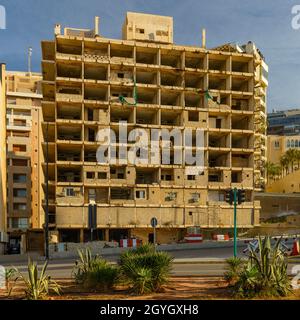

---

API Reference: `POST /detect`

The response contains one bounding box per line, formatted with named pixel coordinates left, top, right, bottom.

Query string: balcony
left=57, top=168, right=82, bottom=183
left=136, top=168, right=159, bottom=184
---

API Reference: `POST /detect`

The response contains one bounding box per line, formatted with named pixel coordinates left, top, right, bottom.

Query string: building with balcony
left=41, top=12, right=268, bottom=244
left=0, top=63, right=7, bottom=254
left=268, top=109, right=300, bottom=136
left=6, top=71, right=43, bottom=253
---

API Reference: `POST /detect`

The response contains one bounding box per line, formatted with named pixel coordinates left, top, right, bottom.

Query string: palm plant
left=265, top=161, right=276, bottom=183
left=280, top=155, right=289, bottom=177
left=1, top=268, right=18, bottom=297
left=72, top=248, right=95, bottom=283
left=119, top=244, right=173, bottom=294
left=229, top=237, right=292, bottom=298
left=285, top=149, right=297, bottom=173
left=295, top=149, right=300, bottom=169
left=73, top=248, right=118, bottom=290
left=16, top=259, right=61, bottom=300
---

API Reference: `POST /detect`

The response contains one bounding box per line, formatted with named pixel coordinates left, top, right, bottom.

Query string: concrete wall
left=256, top=192, right=300, bottom=221
left=266, top=170, right=300, bottom=193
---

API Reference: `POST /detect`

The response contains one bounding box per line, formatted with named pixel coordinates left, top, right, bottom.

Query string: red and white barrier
left=120, top=238, right=142, bottom=248
left=184, top=234, right=203, bottom=243
left=212, top=234, right=230, bottom=241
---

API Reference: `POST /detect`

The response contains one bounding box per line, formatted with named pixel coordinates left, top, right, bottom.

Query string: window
left=187, top=175, right=196, bottom=181
left=12, top=159, right=28, bottom=166
left=86, top=172, right=95, bottom=179
left=287, top=140, right=290, bottom=148
left=136, top=190, right=146, bottom=199
left=65, top=188, right=75, bottom=197
left=13, top=174, right=27, bottom=183
left=156, top=30, right=169, bottom=36
left=87, top=109, right=93, bottom=121
left=188, top=111, right=199, bottom=122
left=13, top=188, right=27, bottom=197
left=295, top=140, right=299, bottom=148
left=13, top=144, right=26, bottom=152
left=117, top=173, right=124, bottom=179
left=9, top=218, right=28, bottom=229
left=291, top=140, right=295, bottom=148
left=13, top=203, right=27, bottom=211
left=274, top=141, right=280, bottom=148
left=136, top=28, right=145, bottom=34
left=98, top=172, right=107, bottom=179
left=117, top=73, right=124, bottom=79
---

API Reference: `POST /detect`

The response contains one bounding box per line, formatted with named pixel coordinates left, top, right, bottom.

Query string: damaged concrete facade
left=41, top=12, right=268, bottom=244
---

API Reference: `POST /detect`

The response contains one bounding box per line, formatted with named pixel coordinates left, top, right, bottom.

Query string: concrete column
left=80, top=228, right=84, bottom=243
left=104, top=228, right=109, bottom=241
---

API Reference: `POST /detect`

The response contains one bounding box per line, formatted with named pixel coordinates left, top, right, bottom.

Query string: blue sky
left=0, top=0, right=299, bottom=111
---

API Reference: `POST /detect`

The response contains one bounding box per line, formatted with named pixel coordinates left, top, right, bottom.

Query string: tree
left=280, top=155, right=289, bottom=177
left=265, top=161, right=276, bottom=183
left=285, top=148, right=297, bottom=173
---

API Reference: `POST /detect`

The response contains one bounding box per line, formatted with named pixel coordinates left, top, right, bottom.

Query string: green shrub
left=73, top=248, right=118, bottom=290
left=224, top=257, right=245, bottom=285
left=225, top=237, right=292, bottom=298
left=119, top=244, right=173, bottom=294
left=83, top=261, right=119, bottom=290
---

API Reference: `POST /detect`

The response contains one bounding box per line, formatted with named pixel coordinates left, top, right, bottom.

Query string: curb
left=173, top=260, right=227, bottom=265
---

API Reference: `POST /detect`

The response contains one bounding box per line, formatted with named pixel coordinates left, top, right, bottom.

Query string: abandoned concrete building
left=41, top=12, right=268, bottom=244
left=6, top=71, right=43, bottom=253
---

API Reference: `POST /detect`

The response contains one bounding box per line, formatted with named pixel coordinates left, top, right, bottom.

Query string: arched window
left=287, top=140, right=290, bottom=148
left=295, top=140, right=299, bottom=148
left=291, top=140, right=295, bottom=148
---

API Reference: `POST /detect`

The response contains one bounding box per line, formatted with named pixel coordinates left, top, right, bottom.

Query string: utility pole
left=45, top=121, right=49, bottom=260
left=226, top=188, right=245, bottom=258
left=28, top=47, right=32, bottom=75
left=151, top=217, right=158, bottom=251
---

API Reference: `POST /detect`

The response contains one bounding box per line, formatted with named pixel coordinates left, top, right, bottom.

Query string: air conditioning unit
left=168, top=192, right=177, bottom=200
left=191, top=193, right=200, bottom=203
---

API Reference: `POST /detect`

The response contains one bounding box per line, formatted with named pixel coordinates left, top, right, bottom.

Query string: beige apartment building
left=6, top=71, right=43, bottom=252
left=267, top=134, right=300, bottom=165
left=41, top=12, right=268, bottom=244
left=0, top=63, right=7, bottom=254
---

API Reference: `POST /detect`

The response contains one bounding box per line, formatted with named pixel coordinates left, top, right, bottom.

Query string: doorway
left=148, top=233, right=154, bottom=244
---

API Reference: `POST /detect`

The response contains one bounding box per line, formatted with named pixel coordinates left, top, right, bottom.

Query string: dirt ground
left=1, top=277, right=300, bottom=300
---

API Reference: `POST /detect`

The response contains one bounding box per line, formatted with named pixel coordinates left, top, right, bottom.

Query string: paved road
left=1, top=244, right=299, bottom=278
